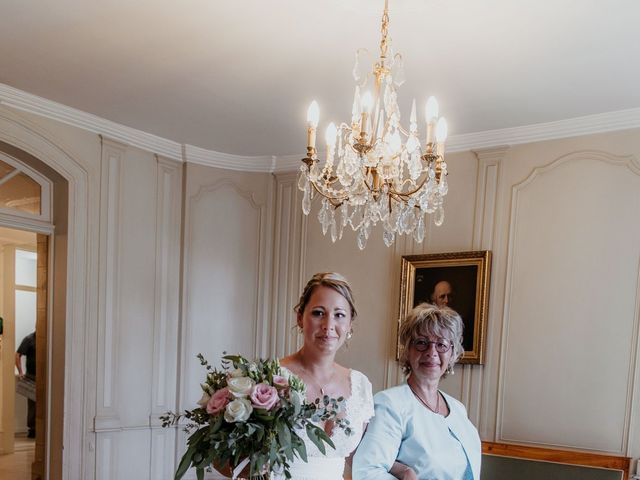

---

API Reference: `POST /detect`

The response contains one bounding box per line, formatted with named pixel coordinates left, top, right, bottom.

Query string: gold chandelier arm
left=310, top=179, right=348, bottom=206
left=387, top=173, right=430, bottom=200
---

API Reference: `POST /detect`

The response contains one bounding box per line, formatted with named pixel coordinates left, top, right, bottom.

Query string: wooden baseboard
left=482, top=441, right=632, bottom=479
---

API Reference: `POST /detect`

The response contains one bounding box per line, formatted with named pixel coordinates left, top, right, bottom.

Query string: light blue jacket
left=352, top=384, right=481, bottom=480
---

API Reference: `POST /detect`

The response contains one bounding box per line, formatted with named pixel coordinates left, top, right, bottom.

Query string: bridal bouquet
left=161, top=354, right=351, bottom=480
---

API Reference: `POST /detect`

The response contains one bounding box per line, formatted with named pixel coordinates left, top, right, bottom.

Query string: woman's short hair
left=294, top=272, right=357, bottom=319
left=398, top=303, right=464, bottom=376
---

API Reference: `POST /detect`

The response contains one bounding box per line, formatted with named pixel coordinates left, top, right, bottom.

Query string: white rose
left=224, top=398, right=253, bottom=423
left=227, top=376, right=255, bottom=398
left=197, top=391, right=211, bottom=407
left=279, top=368, right=291, bottom=381
left=228, top=368, right=244, bottom=378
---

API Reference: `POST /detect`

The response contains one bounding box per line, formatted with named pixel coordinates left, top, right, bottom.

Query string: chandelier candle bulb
left=360, top=91, right=373, bottom=134
left=306, top=101, right=320, bottom=150
left=351, top=86, right=361, bottom=124
left=325, top=123, right=338, bottom=148
left=435, top=117, right=448, bottom=157
left=425, top=96, right=439, bottom=147
left=410, top=99, right=417, bottom=133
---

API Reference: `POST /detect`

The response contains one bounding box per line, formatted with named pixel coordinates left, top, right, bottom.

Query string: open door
left=0, top=230, right=47, bottom=480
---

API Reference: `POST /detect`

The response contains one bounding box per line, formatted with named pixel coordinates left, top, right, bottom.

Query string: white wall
left=1, top=101, right=639, bottom=478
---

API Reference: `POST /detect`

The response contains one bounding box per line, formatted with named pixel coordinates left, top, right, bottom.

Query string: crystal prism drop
left=434, top=206, right=444, bottom=226
left=330, top=217, right=338, bottom=243
left=414, top=215, right=425, bottom=243
left=341, top=203, right=349, bottom=227
left=383, top=229, right=395, bottom=247
left=356, top=228, right=367, bottom=250
left=302, top=186, right=311, bottom=215
left=298, top=171, right=308, bottom=191
left=392, top=53, right=405, bottom=86
left=352, top=48, right=370, bottom=87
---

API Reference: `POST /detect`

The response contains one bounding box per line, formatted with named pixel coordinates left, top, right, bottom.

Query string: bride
left=278, top=272, right=374, bottom=480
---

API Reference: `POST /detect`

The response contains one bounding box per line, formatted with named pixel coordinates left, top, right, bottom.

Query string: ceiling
left=1, top=0, right=639, bottom=157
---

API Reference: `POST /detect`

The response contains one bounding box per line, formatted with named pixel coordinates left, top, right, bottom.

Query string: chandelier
left=298, top=0, right=449, bottom=250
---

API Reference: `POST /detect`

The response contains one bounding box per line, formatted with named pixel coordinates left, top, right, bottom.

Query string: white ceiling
left=1, top=0, right=639, bottom=157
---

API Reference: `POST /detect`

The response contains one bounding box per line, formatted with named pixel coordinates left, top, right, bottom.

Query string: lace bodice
left=300, top=369, right=374, bottom=458
left=278, top=369, right=374, bottom=480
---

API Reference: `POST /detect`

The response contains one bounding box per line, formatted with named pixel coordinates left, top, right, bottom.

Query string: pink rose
left=250, top=383, right=279, bottom=410
left=206, top=387, right=230, bottom=415
left=272, top=375, right=289, bottom=389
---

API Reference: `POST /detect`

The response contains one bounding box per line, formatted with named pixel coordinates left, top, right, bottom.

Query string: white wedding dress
left=278, top=369, right=374, bottom=480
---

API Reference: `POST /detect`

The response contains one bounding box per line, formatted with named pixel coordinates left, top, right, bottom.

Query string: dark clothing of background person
left=16, top=332, right=36, bottom=438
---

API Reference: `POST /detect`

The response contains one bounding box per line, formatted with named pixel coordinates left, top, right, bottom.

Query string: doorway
left=0, top=226, right=48, bottom=480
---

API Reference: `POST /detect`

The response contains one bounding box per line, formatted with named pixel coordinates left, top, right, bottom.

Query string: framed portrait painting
left=398, top=251, right=492, bottom=364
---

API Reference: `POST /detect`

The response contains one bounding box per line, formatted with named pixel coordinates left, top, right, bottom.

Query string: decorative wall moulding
left=183, top=144, right=275, bottom=173
left=3, top=82, right=640, bottom=174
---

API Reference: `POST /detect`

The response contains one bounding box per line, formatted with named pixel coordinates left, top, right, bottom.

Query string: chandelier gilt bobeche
left=298, top=0, right=449, bottom=250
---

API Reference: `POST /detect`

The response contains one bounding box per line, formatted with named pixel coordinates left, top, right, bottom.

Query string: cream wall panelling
left=149, top=156, right=183, bottom=478
left=470, top=146, right=506, bottom=437
left=0, top=106, right=96, bottom=480
left=497, top=150, right=640, bottom=454
left=179, top=174, right=272, bottom=416
left=95, top=137, right=126, bottom=431
left=270, top=173, right=306, bottom=358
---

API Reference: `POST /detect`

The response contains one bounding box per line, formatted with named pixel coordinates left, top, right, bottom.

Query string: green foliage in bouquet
left=161, top=354, right=352, bottom=480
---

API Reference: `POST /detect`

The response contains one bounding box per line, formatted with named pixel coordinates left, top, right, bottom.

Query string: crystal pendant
left=391, top=53, right=405, bottom=86
left=302, top=185, right=311, bottom=215
left=330, top=216, right=338, bottom=243
left=318, top=199, right=330, bottom=235
left=383, top=228, right=395, bottom=247
left=352, top=48, right=370, bottom=87
left=298, top=169, right=308, bottom=191
left=329, top=209, right=338, bottom=243
left=434, top=205, right=444, bottom=226
left=356, top=228, right=368, bottom=250
left=413, top=215, right=425, bottom=243
left=340, top=203, right=349, bottom=227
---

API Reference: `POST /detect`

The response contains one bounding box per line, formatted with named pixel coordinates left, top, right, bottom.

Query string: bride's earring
left=346, top=329, right=353, bottom=341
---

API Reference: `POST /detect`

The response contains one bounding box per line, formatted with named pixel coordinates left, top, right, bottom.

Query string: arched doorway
left=0, top=147, right=56, bottom=479
left=0, top=125, right=74, bottom=480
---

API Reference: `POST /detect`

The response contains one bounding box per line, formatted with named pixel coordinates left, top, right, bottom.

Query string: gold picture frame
left=398, top=251, right=492, bottom=364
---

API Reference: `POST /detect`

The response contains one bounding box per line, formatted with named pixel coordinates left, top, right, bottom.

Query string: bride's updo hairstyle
left=294, top=272, right=358, bottom=319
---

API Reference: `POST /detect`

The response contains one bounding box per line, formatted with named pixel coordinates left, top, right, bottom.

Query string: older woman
left=278, top=272, right=374, bottom=480
left=352, top=303, right=481, bottom=480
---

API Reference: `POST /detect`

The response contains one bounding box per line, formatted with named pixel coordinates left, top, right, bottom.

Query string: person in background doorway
left=16, top=331, right=36, bottom=438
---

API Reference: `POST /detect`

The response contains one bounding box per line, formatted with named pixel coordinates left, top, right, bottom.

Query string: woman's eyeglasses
left=411, top=339, right=452, bottom=353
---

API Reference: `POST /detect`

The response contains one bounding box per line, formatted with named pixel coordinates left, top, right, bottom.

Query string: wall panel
left=498, top=151, right=640, bottom=453
left=179, top=165, right=273, bottom=415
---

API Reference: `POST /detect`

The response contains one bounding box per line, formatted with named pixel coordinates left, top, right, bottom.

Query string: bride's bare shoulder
left=279, top=355, right=301, bottom=372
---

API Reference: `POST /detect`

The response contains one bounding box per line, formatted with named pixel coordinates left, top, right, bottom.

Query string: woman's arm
left=352, top=395, right=404, bottom=480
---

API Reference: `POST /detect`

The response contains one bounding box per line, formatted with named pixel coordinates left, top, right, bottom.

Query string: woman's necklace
left=408, top=383, right=440, bottom=414
left=296, top=355, right=333, bottom=397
